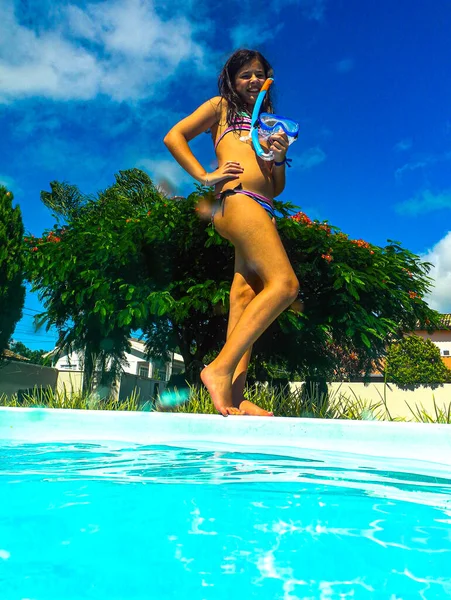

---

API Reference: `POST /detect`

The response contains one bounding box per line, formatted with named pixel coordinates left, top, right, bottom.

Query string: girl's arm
left=164, top=97, right=244, bottom=186
left=272, top=163, right=286, bottom=197
left=270, top=133, right=289, bottom=197
left=164, top=97, right=221, bottom=184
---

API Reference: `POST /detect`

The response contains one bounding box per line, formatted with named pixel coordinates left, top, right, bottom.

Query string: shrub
left=385, top=335, right=451, bottom=387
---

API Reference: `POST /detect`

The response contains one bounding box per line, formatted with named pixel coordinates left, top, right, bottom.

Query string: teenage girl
left=164, top=49, right=299, bottom=416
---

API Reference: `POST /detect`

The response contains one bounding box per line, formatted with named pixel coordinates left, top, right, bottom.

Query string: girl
left=164, top=49, right=299, bottom=416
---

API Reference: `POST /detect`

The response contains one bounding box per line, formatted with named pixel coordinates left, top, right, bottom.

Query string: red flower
left=351, top=239, right=370, bottom=249
left=290, top=211, right=312, bottom=224
left=31, top=247, right=38, bottom=252
left=408, top=291, right=419, bottom=299
left=321, top=253, right=333, bottom=262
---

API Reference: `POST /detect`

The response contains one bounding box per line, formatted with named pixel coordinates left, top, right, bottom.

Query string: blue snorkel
left=250, top=78, right=275, bottom=161
left=241, top=78, right=300, bottom=161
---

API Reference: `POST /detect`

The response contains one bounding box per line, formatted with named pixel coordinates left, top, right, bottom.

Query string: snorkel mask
left=241, top=78, right=300, bottom=161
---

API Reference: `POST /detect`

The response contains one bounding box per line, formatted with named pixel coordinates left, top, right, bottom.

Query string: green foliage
left=1, top=384, right=450, bottom=423
left=40, top=180, right=86, bottom=222
left=0, top=186, right=25, bottom=361
left=8, top=341, right=48, bottom=365
left=25, top=170, right=233, bottom=385
left=385, top=335, right=451, bottom=387
left=24, top=169, right=440, bottom=385
left=0, top=386, right=141, bottom=411
left=253, top=207, right=440, bottom=380
left=405, top=396, right=451, bottom=423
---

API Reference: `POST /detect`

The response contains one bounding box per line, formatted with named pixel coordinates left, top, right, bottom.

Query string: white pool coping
left=1, top=407, right=451, bottom=471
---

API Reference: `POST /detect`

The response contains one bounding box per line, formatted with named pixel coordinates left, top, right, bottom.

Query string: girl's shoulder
left=206, top=96, right=227, bottom=118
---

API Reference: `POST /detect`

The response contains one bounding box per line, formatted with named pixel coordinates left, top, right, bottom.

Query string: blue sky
left=2, top=0, right=451, bottom=350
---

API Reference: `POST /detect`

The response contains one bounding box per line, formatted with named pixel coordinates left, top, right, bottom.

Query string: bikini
left=213, top=115, right=276, bottom=220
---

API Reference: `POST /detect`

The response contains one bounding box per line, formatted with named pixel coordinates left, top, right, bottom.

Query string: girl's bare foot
left=238, top=400, right=274, bottom=416
left=201, top=365, right=245, bottom=417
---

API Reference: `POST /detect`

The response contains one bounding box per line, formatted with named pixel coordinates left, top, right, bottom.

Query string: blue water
left=1, top=442, right=451, bottom=599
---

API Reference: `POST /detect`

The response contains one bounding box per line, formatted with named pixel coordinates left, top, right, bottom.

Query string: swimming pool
left=1, top=408, right=451, bottom=599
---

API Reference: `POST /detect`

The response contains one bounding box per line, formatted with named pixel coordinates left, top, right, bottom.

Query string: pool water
left=1, top=442, right=451, bottom=599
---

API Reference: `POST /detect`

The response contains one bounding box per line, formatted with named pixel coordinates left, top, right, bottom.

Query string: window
left=138, top=363, right=149, bottom=378
left=443, top=350, right=450, bottom=356
left=152, top=368, right=166, bottom=381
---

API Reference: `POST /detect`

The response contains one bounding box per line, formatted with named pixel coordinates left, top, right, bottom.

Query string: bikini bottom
left=213, top=184, right=275, bottom=221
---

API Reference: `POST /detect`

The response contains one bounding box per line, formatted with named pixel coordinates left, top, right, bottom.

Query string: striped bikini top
left=214, top=114, right=252, bottom=150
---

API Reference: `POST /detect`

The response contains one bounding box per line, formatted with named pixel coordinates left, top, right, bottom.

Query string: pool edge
left=1, top=407, right=451, bottom=468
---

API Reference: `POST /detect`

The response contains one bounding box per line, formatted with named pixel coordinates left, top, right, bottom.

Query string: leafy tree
left=24, top=169, right=439, bottom=386
left=8, top=340, right=48, bottom=365
left=385, top=335, right=451, bottom=388
left=0, top=186, right=25, bottom=361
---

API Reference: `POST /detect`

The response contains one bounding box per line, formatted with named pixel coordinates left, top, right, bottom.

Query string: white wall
left=290, top=381, right=451, bottom=420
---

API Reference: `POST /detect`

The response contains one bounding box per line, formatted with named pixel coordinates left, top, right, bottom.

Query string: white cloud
left=420, top=231, right=451, bottom=312
left=136, top=157, right=192, bottom=194
left=395, top=151, right=451, bottom=179
left=336, top=59, right=354, bottom=73
left=395, top=189, right=451, bottom=216
left=296, top=146, right=326, bottom=170
left=230, top=22, right=284, bottom=48
left=0, top=0, right=209, bottom=103
left=393, top=138, right=412, bottom=152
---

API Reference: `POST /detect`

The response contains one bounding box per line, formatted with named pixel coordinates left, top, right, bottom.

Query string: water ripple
left=1, top=442, right=451, bottom=510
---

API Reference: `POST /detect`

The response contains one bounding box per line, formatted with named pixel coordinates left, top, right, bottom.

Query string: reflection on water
left=1, top=442, right=451, bottom=599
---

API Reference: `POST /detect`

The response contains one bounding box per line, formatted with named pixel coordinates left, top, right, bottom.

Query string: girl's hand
left=204, top=161, right=244, bottom=186
left=269, top=132, right=289, bottom=162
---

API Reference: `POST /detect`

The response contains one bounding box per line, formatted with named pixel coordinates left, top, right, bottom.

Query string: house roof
left=416, top=313, right=451, bottom=330
left=2, top=349, right=30, bottom=361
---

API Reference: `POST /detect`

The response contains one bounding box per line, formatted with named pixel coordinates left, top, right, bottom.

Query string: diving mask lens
left=259, top=113, right=300, bottom=138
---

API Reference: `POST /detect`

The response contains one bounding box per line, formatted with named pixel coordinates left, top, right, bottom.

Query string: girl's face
left=234, top=58, right=266, bottom=106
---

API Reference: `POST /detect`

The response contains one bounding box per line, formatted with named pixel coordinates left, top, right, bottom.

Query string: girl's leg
left=201, top=194, right=299, bottom=416
left=227, top=256, right=272, bottom=415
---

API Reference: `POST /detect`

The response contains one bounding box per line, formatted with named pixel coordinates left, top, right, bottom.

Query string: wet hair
left=218, top=49, right=274, bottom=126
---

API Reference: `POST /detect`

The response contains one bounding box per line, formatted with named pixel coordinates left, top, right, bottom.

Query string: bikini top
left=214, top=113, right=299, bottom=152
left=214, top=115, right=251, bottom=150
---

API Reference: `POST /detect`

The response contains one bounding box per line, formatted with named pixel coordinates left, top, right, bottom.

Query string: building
left=49, top=338, right=185, bottom=402
left=415, top=313, right=451, bottom=369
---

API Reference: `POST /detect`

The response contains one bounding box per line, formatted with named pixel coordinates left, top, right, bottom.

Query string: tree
left=385, top=335, right=451, bottom=387
left=0, top=186, right=25, bottom=362
left=24, top=169, right=440, bottom=386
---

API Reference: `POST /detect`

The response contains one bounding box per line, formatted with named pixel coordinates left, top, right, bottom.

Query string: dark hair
left=218, top=49, right=274, bottom=126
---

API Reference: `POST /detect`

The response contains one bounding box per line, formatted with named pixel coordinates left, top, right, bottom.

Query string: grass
left=0, top=386, right=141, bottom=411
left=1, top=383, right=450, bottom=424
left=405, top=396, right=451, bottom=424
